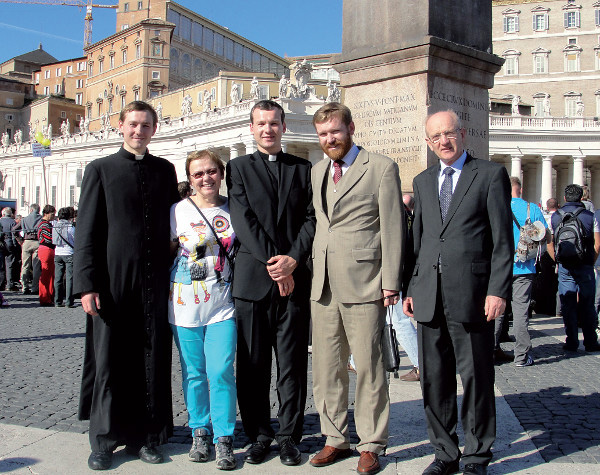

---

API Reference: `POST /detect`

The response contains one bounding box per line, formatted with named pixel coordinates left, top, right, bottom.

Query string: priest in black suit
left=403, top=110, right=513, bottom=475
left=226, top=100, right=315, bottom=466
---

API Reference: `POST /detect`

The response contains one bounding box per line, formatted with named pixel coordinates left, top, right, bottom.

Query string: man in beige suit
left=309, top=103, right=403, bottom=475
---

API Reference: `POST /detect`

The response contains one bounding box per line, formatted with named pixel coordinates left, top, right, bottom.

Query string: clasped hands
left=267, top=255, right=297, bottom=297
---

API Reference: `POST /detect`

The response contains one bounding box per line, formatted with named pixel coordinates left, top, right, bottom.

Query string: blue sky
left=0, top=0, right=343, bottom=63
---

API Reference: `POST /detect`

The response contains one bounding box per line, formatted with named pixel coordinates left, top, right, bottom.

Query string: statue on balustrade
left=279, top=74, right=288, bottom=99
left=230, top=83, right=241, bottom=103
left=250, top=77, right=260, bottom=100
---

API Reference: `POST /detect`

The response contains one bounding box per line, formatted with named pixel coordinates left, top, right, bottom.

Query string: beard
left=321, top=137, right=352, bottom=161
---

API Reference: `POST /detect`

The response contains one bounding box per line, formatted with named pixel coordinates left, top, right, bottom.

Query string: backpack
left=554, top=207, right=588, bottom=266
left=513, top=203, right=545, bottom=263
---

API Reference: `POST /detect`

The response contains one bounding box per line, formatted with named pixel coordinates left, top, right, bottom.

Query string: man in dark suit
left=403, top=110, right=513, bottom=475
left=226, top=100, right=315, bottom=466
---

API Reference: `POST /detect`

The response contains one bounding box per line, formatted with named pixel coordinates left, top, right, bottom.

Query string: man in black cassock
left=73, top=101, right=179, bottom=471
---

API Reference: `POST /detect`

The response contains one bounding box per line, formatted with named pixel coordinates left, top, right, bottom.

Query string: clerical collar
left=135, top=154, right=144, bottom=161
left=257, top=150, right=282, bottom=162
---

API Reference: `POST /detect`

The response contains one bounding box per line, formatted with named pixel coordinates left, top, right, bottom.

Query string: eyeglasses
left=427, top=129, right=460, bottom=144
left=190, top=169, right=218, bottom=179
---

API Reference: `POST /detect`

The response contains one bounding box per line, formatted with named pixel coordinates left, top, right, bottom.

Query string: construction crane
left=0, top=0, right=118, bottom=49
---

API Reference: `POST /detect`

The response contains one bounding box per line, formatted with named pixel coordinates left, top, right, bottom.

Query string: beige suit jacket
left=311, top=147, right=404, bottom=304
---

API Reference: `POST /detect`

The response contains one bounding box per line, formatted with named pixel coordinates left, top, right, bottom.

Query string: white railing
left=489, top=115, right=600, bottom=129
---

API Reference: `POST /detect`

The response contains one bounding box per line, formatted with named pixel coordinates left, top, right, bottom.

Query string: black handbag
left=381, top=305, right=401, bottom=378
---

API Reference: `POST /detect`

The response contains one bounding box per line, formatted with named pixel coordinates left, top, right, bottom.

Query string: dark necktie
left=440, top=167, right=455, bottom=222
left=333, top=160, right=343, bottom=184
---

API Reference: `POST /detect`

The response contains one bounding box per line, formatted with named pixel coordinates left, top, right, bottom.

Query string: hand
left=484, top=295, right=505, bottom=322
left=82, top=292, right=101, bottom=316
left=267, top=255, right=298, bottom=281
left=277, top=274, right=295, bottom=297
left=403, top=296, right=414, bottom=318
left=382, top=289, right=400, bottom=307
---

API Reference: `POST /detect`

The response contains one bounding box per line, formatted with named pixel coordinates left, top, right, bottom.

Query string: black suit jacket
left=226, top=151, right=315, bottom=301
left=405, top=154, right=513, bottom=323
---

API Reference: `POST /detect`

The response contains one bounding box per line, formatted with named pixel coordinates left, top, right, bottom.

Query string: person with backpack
left=551, top=184, right=600, bottom=352
left=494, top=177, right=553, bottom=367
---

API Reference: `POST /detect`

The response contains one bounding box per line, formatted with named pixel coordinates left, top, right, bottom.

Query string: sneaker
left=215, top=436, right=236, bottom=470
left=515, top=355, right=534, bottom=367
left=189, top=428, right=211, bottom=462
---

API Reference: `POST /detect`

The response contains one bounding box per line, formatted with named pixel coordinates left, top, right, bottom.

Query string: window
left=99, top=60, right=103, bottom=73
left=182, top=54, right=191, bottom=78
left=152, top=43, right=161, bottom=57
left=152, top=71, right=160, bottom=79
left=502, top=9, right=520, bottom=33
left=596, top=7, right=600, bottom=26
left=502, top=50, right=520, bottom=75
left=564, top=45, right=582, bottom=72
left=55, top=84, right=61, bottom=94
left=108, top=98, right=113, bottom=113
left=66, top=65, right=72, bottom=74
left=110, top=55, right=114, bottom=68
left=56, top=67, right=61, bottom=77
left=76, top=93, right=83, bottom=105
left=98, top=103, right=102, bottom=117
left=20, top=187, right=25, bottom=208
left=134, top=90, right=139, bottom=101
left=564, top=92, right=581, bottom=117
left=136, top=43, right=141, bottom=59
left=89, top=62, right=93, bottom=76
left=77, top=61, right=86, bottom=71
left=166, top=8, right=180, bottom=36
left=61, top=111, right=66, bottom=119
left=44, top=86, right=49, bottom=95
left=35, top=72, right=39, bottom=84
left=137, top=1, right=143, bottom=9
left=180, top=15, right=192, bottom=42
left=51, top=186, right=56, bottom=207
left=121, top=24, right=129, bottom=30
left=532, top=13, right=548, bottom=31
left=214, top=33, right=224, bottom=56
left=568, top=37, right=577, bottom=44
left=121, top=95, right=126, bottom=109
left=69, top=186, right=75, bottom=206
left=35, top=186, right=40, bottom=205
left=6, top=99, right=13, bottom=106
left=224, top=37, right=234, bottom=61
left=170, top=48, right=179, bottom=74
left=122, top=49, right=127, bottom=63
left=76, top=114, right=81, bottom=122
left=76, top=79, right=83, bottom=88
left=123, top=3, right=129, bottom=12
left=203, top=27, right=214, bottom=52
left=193, top=22, right=203, bottom=46
left=44, top=70, right=51, bottom=79
left=564, top=10, right=580, bottom=29
left=534, top=55, right=547, bottom=73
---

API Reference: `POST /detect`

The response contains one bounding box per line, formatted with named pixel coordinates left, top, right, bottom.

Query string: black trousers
left=417, top=280, right=496, bottom=466
left=235, top=284, right=310, bottom=445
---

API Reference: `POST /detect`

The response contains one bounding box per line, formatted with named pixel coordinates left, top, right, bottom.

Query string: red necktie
left=333, top=160, right=343, bottom=184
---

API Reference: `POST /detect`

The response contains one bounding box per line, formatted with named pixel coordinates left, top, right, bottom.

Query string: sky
left=0, top=0, right=343, bottom=63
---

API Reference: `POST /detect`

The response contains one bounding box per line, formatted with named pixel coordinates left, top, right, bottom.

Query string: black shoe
left=423, top=458, right=460, bottom=475
left=562, top=343, right=578, bottom=352
left=88, top=451, right=112, bottom=470
left=585, top=343, right=600, bottom=352
left=279, top=437, right=301, bottom=466
left=244, top=441, right=269, bottom=464
left=23, top=289, right=31, bottom=295
left=463, top=462, right=487, bottom=475
left=127, top=445, right=164, bottom=464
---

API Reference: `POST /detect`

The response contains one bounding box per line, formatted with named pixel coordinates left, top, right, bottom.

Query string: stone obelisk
left=333, top=0, right=503, bottom=190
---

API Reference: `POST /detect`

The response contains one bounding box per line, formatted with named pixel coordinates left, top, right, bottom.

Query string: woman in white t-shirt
left=168, top=149, right=237, bottom=470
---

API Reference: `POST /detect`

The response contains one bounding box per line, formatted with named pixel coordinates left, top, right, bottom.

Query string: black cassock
left=73, top=147, right=179, bottom=452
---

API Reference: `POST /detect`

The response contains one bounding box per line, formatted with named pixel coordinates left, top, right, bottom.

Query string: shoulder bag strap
left=186, top=197, right=234, bottom=268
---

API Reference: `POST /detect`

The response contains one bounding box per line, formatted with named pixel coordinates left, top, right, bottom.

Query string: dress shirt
left=329, top=144, right=360, bottom=179
left=438, top=150, right=467, bottom=195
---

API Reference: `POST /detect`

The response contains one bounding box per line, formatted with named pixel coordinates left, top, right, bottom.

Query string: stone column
left=510, top=154, right=523, bottom=180
left=540, top=155, right=553, bottom=208
left=333, top=0, right=502, bottom=190
left=556, top=165, right=570, bottom=205
left=308, top=148, right=325, bottom=166
left=229, top=143, right=242, bottom=161
left=590, top=165, right=600, bottom=206
left=573, top=156, right=584, bottom=186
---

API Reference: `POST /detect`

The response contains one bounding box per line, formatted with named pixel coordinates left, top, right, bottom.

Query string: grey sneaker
left=189, top=428, right=211, bottom=462
left=215, top=436, right=236, bottom=470
left=515, top=355, right=534, bottom=367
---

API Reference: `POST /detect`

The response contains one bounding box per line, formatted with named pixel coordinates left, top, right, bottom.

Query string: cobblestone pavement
left=495, top=323, right=600, bottom=464
left=0, top=292, right=357, bottom=454
left=1, top=292, right=599, bottom=465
